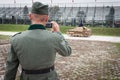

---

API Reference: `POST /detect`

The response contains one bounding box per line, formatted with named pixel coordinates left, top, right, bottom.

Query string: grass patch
left=91, top=27, right=120, bottom=36
left=0, top=24, right=74, bottom=33
left=0, top=24, right=28, bottom=32
left=60, top=25, right=74, bottom=34
left=0, top=35, right=10, bottom=40
left=0, top=24, right=120, bottom=36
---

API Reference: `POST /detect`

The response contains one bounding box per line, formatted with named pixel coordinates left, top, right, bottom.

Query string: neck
left=31, top=21, right=47, bottom=26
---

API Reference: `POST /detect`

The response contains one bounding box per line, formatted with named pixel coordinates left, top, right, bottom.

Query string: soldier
left=4, top=2, right=71, bottom=80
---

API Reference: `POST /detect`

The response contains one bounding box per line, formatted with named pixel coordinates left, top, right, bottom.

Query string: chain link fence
left=0, top=2, right=120, bottom=27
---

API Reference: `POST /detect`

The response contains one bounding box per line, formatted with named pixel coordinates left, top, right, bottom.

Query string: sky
left=0, top=0, right=119, bottom=4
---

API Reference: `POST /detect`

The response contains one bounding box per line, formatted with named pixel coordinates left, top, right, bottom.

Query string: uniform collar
left=28, top=24, right=46, bottom=30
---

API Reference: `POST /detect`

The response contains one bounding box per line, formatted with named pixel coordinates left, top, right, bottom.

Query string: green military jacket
left=4, top=24, right=71, bottom=80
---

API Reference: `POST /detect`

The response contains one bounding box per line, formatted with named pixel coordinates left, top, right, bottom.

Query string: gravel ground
left=56, top=40, right=120, bottom=80
left=0, top=40, right=120, bottom=80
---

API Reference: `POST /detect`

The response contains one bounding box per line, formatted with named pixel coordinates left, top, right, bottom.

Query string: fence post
left=92, top=3, right=96, bottom=27
left=102, top=4, right=105, bottom=27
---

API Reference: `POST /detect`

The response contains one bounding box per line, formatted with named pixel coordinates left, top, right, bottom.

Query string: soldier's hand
left=51, top=21, right=60, bottom=32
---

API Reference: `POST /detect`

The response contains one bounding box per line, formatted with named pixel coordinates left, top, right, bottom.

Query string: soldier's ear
left=28, top=13, right=32, bottom=20
left=45, top=15, right=49, bottom=22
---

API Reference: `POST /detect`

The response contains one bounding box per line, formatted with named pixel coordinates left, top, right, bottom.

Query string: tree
left=76, top=11, right=86, bottom=25
left=49, top=5, right=60, bottom=21
left=105, top=6, right=115, bottom=27
left=23, top=6, right=29, bottom=15
left=23, top=6, right=29, bottom=24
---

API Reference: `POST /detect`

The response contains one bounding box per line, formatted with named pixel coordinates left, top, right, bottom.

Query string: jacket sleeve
left=55, top=32, right=72, bottom=56
left=4, top=40, right=19, bottom=80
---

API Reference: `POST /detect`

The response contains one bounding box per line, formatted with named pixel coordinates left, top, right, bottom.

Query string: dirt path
left=0, top=40, right=120, bottom=80
left=0, top=31, right=120, bottom=43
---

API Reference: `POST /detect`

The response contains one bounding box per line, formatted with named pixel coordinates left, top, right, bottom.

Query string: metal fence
left=0, top=2, right=120, bottom=27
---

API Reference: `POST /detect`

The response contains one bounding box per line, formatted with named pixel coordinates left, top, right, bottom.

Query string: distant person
left=78, top=20, right=83, bottom=27
left=4, top=2, right=71, bottom=80
left=78, top=20, right=86, bottom=30
left=78, top=22, right=83, bottom=27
